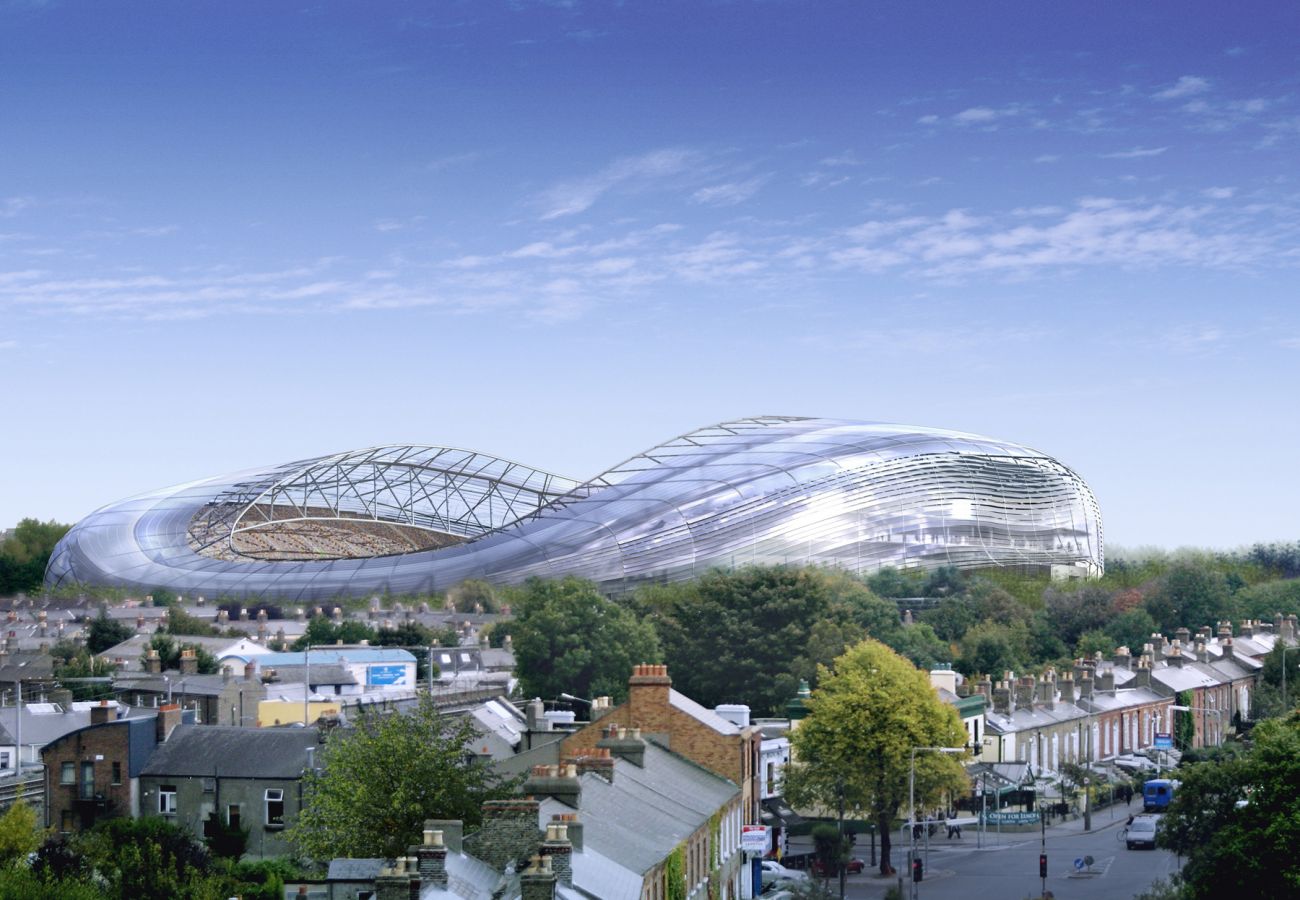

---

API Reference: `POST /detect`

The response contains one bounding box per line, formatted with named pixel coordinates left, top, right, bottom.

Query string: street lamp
left=1281, top=645, right=1299, bottom=711
left=909, top=746, right=964, bottom=900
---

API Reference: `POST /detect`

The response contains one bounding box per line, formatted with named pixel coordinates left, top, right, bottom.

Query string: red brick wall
left=41, top=721, right=136, bottom=832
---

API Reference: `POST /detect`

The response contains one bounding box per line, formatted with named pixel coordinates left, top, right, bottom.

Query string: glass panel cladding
left=47, top=417, right=1102, bottom=600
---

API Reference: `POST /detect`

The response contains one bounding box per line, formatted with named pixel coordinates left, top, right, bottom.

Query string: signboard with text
left=367, top=664, right=409, bottom=686
left=741, top=824, right=769, bottom=853
left=1154, top=733, right=1173, bottom=749
left=981, top=811, right=1041, bottom=826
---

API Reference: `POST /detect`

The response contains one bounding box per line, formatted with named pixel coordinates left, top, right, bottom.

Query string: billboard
left=367, top=664, right=409, bottom=686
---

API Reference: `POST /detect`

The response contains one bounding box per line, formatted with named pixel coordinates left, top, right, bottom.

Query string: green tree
left=866, top=567, right=924, bottom=599
left=0, top=799, right=40, bottom=867
left=512, top=577, right=661, bottom=703
left=72, top=817, right=212, bottom=899
left=782, top=639, right=968, bottom=877
left=51, top=644, right=118, bottom=701
left=1143, top=563, right=1235, bottom=633
left=288, top=695, right=514, bottom=860
left=1235, top=578, right=1300, bottom=620
left=1044, top=585, right=1114, bottom=648
left=1105, top=608, right=1158, bottom=654
left=0, top=518, right=70, bottom=595
left=955, top=621, right=1028, bottom=677
left=1174, top=690, right=1196, bottom=750
left=142, top=634, right=219, bottom=674
left=85, top=609, right=133, bottom=654
left=447, top=579, right=499, bottom=613
left=650, top=566, right=892, bottom=713
left=289, top=616, right=376, bottom=651
left=1074, top=628, right=1114, bottom=659
left=880, top=622, right=951, bottom=670
left=1158, top=715, right=1300, bottom=898
left=163, top=607, right=217, bottom=637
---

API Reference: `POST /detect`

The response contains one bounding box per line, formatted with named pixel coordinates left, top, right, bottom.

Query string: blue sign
left=368, top=664, right=408, bottom=686
left=1154, top=733, right=1173, bottom=749
left=1074, top=857, right=1085, bottom=871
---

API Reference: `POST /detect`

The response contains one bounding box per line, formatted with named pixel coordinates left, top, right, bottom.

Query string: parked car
left=761, top=860, right=810, bottom=883
left=811, top=857, right=866, bottom=875
left=1126, top=815, right=1160, bottom=850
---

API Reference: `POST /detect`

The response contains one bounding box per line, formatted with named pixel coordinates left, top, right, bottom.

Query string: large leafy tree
left=0, top=518, right=70, bottom=595
left=1159, top=714, right=1300, bottom=898
left=511, top=577, right=661, bottom=704
left=648, top=566, right=899, bottom=713
left=1142, top=563, right=1235, bottom=633
left=84, top=609, right=134, bottom=654
left=783, top=639, right=968, bottom=877
left=288, top=695, right=514, bottom=860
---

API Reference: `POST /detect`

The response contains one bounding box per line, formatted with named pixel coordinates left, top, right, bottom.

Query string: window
left=265, top=789, right=285, bottom=828
left=60, top=762, right=75, bottom=785
left=0, top=751, right=10, bottom=770
left=202, top=777, right=216, bottom=793
left=111, top=762, right=121, bottom=785
left=79, top=762, right=95, bottom=800
left=159, top=785, right=177, bottom=815
left=227, top=804, right=241, bottom=830
left=60, top=810, right=75, bottom=832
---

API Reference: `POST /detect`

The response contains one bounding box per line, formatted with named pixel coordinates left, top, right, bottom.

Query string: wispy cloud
left=1154, top=76, right=1210, bottom=100
left=1203, top=187, right=1236, bottom=199
left=536, top=148, right=700, bottom=219
left=1100, top=146, right=1169, bottom=159
left=0, top=339, right=16, bottom=350
left=691, top=175, right=769, bottom=207
left=1, top=197, right=33, bottom=218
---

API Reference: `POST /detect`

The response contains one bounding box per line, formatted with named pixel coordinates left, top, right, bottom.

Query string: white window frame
left=159, top=785, right=177, bottom=815
left=264, top=788, right=285, bottom=828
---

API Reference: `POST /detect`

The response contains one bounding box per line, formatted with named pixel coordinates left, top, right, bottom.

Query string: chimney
left=1167, top=642, right=1185, bottom=668
left=992, top=681, right=1012, bottom=716
left=296, top=607, right=306, bottom=622
left=526, top=699, right=551, bottom=733
left=1174, top=627, right=1191, bottom=648
left=136, top=615, right=146, bottom=632
left=238, top=607, right=249, bottom=621
left=468, top=799, right=542, bottom=871
left=414, top=828, right=448, bottom=889
left=1222, top=637, right=1235, bottom=662
left=589, top=696, right=613, bottom=721
left=628, top=664, right=671, bottom=719
left=520, top=855, right=557, bottom=900
left=1113, top=647, right=1132, bottom=671
left=975, top=675, right=993, bottom=705
left=1058, top=673, right=1075, bottom=704
left=1035, top=674, right=1055, bottom=709
left=503, top=634, right=513, bottom=653
left=425, top=819, right=463, bottom=853
left=1217, top=621, right=1232, bottom=640
left=331, top=607, right=342, bottom=622
left=598, top=726, right=646, bottom=767
left=524, top=764, right=582, bottom=808
left=1132, top=657, right=1152, bottom=689
left=551, top=812, right=583, bottom=851
left=196, top=595, right=205, bottom=606
left=373, top=867, right=411, bottom=900
left=1096, top=667, right=1115, bottom=693
left=90, top=699, right=117, bottom=725
left=1287, top=615, right=1299, bottom=644
left=1193, top=639, right=1207, bottom=662
left=244, top=661, right=257, bottom=681
left=540, top=823, right=573, bottom=886
left=1077, top=671, right=1093, bottom=700
left=572, top=749, right=615, bottom=783
left=714, top=704, right=751, bottom=728
left=179, top=648, right=198, bottom=675
left=217, top=609, right=229, bottom=625
left=1014, top=676, right=1035, bottom=712
left=156, top=702, right=182, bottom=742
left=145, top=648, right=162, bottom=674
left=1149, top=634, right=1165, bottom=660
left=1239, top=621, right=1254, bottom=639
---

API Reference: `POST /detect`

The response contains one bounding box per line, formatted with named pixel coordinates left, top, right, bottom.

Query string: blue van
left=1143, top=779, right=1175, bottom=812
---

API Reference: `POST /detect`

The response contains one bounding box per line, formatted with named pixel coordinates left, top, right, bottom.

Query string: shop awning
left=760, top=797, right=806, bottom=829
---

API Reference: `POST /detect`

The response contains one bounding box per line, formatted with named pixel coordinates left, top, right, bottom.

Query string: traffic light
left=1039, top=854, right=1048, bottom=878
left=912, top=858, right=923, bottom=882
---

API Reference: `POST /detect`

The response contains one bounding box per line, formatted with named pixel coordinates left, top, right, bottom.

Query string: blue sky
left=2, top=1, right=1298, bottom=551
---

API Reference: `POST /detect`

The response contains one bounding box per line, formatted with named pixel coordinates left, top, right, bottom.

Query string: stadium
left=45, top=416, right=1103, bottom=601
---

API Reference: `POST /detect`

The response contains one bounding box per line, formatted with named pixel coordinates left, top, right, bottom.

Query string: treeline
left=497, top=549, right=1300, bottom=716
left=0, top=518, right=69, bottom=596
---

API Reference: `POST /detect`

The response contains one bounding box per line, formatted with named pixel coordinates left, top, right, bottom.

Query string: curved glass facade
left=45, top=416, right=1103, bottom=600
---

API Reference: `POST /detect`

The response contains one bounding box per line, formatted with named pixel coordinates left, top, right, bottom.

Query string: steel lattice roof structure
left=46, top=416, right=1103, bottom=600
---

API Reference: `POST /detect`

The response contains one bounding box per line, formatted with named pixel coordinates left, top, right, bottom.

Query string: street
left=788, top=814, right=1181, bottom=900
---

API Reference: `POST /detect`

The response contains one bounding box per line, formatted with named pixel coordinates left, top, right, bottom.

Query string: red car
left=812, top=858, right=866, bottom=876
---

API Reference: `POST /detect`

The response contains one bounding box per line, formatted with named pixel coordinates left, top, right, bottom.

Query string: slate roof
left=419, top=850, right=504, bottom=899
left=667, top=690, right=740, bottom=735
left=538, top=740, right=739, bottom=898
left=328, top=858, right=384, bottom=881
left=257, top=648, right=416, bottom=666
left=139, top=724, right=319, bottom=778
